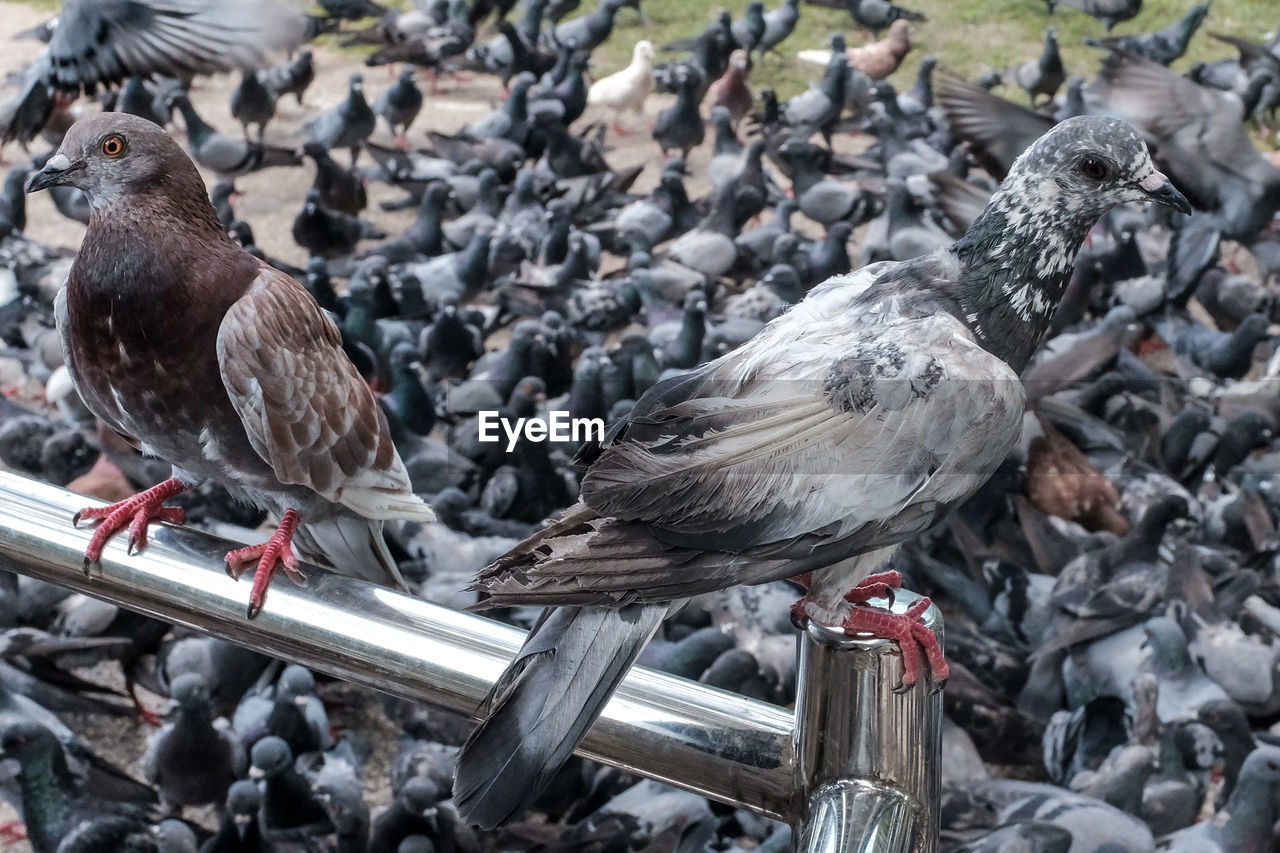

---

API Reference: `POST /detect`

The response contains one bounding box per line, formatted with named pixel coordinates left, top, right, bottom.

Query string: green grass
left=589, top=0, right=1277, bottom=99
left=14, top=0, right=1275, bottom=107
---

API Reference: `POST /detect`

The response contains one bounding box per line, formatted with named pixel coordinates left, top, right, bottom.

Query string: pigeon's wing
left=140, top=724, right=168, bottom=783
left=936, top=76, right=1054, bottom=180
left=476, top=270, right=1026, bottom=605
left=216, top=267, right=432, bottom=521
left=214, top=717, right=248, bottom=776
left=1087, top=50, right=1277, bottom=222
left=193, top=133, right=252, bottom=174
left=45, top=0, right=307, bottom=93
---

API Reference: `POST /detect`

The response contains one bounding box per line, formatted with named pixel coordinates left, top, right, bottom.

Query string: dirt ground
left=0, top=0, right=728, bottom=268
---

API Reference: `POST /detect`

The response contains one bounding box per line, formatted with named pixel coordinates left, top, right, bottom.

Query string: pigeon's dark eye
left=100, top=134, right=126, bottom=157
left=1079, top=156, right=1108, bottom=180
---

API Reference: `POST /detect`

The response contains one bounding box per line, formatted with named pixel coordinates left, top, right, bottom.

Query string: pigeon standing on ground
left=586, top=40, right=655, bottom=135
left=25, top=113, right=437, bottom=618
left=1046, top=0, right=1142, bottom=31
left=229, top=69, right=278, bottom=143
left=1008, top=27, right=1066, bottom=106
left=307, top=73, right=378, bottom=167
left=1088, top=3, right=1212, bottom=66
left=259, top=49, right=316, bottom=107
left=143, top=673, right=246, bottom=808
left=376, top=69, right=426, bottom=146
left=803, top=0, right=924, bottom=37
left=452, top=117, right=1191, bottom=827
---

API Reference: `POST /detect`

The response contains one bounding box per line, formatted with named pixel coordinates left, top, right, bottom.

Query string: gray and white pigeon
left=24, top=112, right=436, bottom=618
left=306, top=72, right=378, bottom=167
left=452, top=116, right=1191, bottom=827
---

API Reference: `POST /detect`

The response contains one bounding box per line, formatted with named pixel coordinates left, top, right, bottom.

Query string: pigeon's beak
left=26, top=153, right=79, bottom=193
left=248, top=766, right=265, bottom=781
left=1138, top=171, right=1192, bottom=215
left=234, top=814, right=251, bottom=840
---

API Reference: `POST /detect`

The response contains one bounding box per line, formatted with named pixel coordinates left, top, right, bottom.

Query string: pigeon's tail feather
left=295, top=515, right=408, bottom=590
left=455, top=603, right=668, bottom=828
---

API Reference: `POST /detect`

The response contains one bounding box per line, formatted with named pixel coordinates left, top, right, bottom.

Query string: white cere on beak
left=46, top=153, right=71, bottom=171
left=1138, top=170, right=1166, bottom=192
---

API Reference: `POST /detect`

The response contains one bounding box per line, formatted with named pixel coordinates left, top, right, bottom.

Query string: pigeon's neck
left=174, top=99, right=215, bottom=148
left=1219, top=771, right=1278, bottom=849
left=16, top=753, right=73, bottom=851
left=952, top=174, right=1096, bottom=372
left=87, top=176, right=230, bottom=241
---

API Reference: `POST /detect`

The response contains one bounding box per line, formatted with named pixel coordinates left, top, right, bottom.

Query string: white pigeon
left=587, top=39, right=655, bottom=134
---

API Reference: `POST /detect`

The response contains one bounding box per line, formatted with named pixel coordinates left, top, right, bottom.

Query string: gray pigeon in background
left=452, top=117, right=1190, bottom=827
left=24, top=112, right=436, bottom=619
left=307, top=72, right=378, bottom=167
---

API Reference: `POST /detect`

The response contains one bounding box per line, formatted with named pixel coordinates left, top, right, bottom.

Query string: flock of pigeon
left=0, top=0, right=1279, bottom=849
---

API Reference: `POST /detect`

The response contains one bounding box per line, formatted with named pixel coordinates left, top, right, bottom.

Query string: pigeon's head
left=249, top=735, right=293, bottom=779
left=227, top=780, right=261, bottom=835
left=1239, top=744, right=1280, bottom=786
left=1003, top=116, right=1190, bottom=221
left=26, top=113, right=198, bottom=208
left=729, top=48, right=750, bottom=72
left=0, top=720, right=58, bottom=762
left=279, top=664, right=317, bottom=698
left=349, top=72, right=365, bottom=92
left=169, top=673, right=212, bottom=711
left=402, top=776, right=443, bottom=813
left=633, top=39, right=655, bottom=63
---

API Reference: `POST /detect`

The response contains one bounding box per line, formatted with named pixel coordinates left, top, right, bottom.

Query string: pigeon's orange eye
left=100, top=134, right=126, bottom=157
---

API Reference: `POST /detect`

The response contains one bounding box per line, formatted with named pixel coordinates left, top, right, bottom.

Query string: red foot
left=133, top=695, right=164, bottom=727
left=394, top=134, right=410, bottom=150
left=0, top=820, right=26, bottom=843
left=841, top=596, right=948, bottom=690
left=73, top=478, right=188, bottom=571
left=843, top=570, right=901, bottom=606
left=225, top=509, right=305, bottom=619
left=612, top=122, right=630, bottom=137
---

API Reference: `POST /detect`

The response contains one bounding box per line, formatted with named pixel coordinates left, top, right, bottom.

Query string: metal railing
left=0, top=470, right=941, bottom=852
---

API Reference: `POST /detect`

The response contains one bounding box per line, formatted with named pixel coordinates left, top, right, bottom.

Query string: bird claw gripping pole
left=794, top=589, right=944, bottom=853
left=1, top=472, right=942, bottom=853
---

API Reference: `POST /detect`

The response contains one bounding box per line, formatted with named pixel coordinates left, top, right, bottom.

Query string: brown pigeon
left=25, top=112, right=435, bottom=618
left=705, top=49, right=754, bottom=128
left=846, top=18, right=912, bottom=80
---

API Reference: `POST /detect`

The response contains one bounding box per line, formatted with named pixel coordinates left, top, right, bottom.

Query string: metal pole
left=794, top=606, right=943, bottom=853
left=0, top=470, right=943, bottom=850
left=0, top=471, right=793, bottom=818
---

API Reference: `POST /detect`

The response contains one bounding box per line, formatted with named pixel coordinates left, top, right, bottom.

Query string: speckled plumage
left=454, top=116, right=1191, bottom=827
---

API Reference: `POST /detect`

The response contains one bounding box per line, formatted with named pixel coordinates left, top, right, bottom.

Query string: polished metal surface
left=0, top=471, right=794, bottom=819
left=0, top=470, right=943, bottom=847
left=797, top=781, right=918, bottom=853
left=795, top=594, right=943, bottom=853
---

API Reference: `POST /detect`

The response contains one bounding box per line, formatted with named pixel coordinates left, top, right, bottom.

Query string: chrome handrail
left=0, top=470, right=940, bottom=851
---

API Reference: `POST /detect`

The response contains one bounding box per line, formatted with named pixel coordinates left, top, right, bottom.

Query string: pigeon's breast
left=62, top=227, right=274, bottom=487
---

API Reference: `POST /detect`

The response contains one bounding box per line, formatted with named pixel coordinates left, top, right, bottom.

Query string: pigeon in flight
left=452, top=116, right=1191, bottom=827
left=1, top=0, right=305, bottom=145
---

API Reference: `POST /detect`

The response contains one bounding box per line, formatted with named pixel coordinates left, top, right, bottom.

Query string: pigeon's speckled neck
left=951, top=168, right=1099, bottom=372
